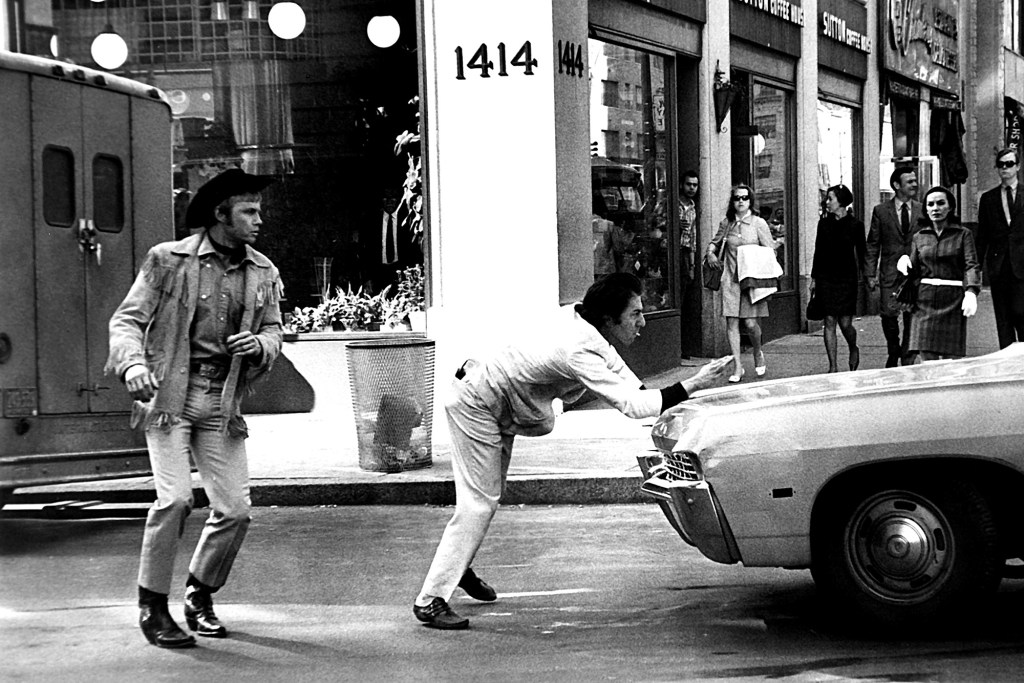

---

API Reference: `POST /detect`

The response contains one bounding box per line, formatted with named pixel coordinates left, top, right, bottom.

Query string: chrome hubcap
left=846, top=491, right=953, bottom=604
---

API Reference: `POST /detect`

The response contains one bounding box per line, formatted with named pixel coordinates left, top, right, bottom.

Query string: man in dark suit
left=865, top=166, right=922, bottom=367
left=977, top=147, right=1024, bottom=348
left=365, top=188, right=421, bottom=294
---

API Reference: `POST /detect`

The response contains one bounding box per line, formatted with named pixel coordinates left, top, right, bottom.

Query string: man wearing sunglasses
left=977, top=148, right=1024, bottom=348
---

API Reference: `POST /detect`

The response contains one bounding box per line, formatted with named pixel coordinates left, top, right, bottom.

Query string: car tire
left=811, top=477, right=1001, bottom=628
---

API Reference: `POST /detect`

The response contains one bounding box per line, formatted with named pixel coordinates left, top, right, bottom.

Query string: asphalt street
left=3, top=504, right=1024, bottom=682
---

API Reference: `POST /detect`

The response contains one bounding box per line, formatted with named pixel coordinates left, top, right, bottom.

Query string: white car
left=638, top=343, right=1024, bottom=626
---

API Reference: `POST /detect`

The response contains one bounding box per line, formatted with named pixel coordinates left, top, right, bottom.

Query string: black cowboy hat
left=184, top=168, right=275, bottom=230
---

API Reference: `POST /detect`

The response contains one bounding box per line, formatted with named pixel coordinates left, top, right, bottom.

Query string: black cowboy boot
left=183, top=577, right=227, bottom=638
left=139, top=586, right=196, bottom=649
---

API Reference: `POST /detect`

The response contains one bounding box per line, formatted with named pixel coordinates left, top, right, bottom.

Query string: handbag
left=805, top=293, right=824, bottom=321
left=893, top=273, right=918, bottom=313
left=701, top=255, right=722, bottom=291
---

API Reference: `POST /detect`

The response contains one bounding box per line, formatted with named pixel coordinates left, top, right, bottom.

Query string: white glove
left=962, top=290, right=978, bottom=317
left=896, top=254, right=912, bottom=276
left=124, top=364, right=149, bottom=383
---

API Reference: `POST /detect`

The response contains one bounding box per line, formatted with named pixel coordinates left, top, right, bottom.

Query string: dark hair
left=576, top=273, right=643, bottom=328
left=725, top=183, right=757, bottom=221
left=682, top=169, right=699, bottom=182
left=918, top=185, right=960, bottom=225
left=827, top=183, right=854, bottom=208
left=995, top=147, right=1020, bottom=165
left=889, top=166, right=917, bottom=192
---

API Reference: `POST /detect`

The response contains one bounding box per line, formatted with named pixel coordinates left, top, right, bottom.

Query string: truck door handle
left=77, top=219, right=102, bottom=266
left=76, top=383, right=111, bottom=396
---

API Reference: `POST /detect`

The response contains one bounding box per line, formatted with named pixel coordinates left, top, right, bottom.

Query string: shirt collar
left=199, top=232, right=255, bottom=265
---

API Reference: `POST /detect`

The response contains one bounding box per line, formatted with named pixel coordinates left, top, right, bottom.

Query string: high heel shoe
left=728, top=368, right=745, bottom=383
left=754, top=352, right=767, bottom=377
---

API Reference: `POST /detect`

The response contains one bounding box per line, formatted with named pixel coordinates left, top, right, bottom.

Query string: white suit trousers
left=417, top=377, right=512, bottom=602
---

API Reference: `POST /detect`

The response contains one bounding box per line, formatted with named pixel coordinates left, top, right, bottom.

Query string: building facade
left=7, top=0, right=1017, bottom=381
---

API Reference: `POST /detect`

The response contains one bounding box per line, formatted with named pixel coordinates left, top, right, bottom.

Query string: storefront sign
left=882, top=0, right=959, bottom=93
left=736, top=0, right=805, bottom=26
left=1006, top=97, right=1024, bottom=151
left=821, top=10, right=870, bottom=53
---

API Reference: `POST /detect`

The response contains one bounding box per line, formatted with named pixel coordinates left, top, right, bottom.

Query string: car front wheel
left=811, top=477, right=1001, bottom=627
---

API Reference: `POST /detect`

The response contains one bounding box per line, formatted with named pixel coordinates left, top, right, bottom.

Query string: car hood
left=651, top=343, right=1024, bottom=454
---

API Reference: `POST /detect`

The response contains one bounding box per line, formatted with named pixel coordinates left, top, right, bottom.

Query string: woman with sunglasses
left=896, top=186, right=981, bottom=360
left=705, top=184, right=776, bottom=382
left=810, top=184, right=867, bottom=372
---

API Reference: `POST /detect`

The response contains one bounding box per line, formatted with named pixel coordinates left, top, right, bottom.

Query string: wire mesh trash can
left=346, top=338, right=435, bottom=472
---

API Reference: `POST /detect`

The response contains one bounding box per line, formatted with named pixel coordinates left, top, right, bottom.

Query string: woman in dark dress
left=897, top=186, right=981, bottom=360
left=810, top=184, right=866, bottom=372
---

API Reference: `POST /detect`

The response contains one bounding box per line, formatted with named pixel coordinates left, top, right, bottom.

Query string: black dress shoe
left=458, top=567, right=497, bottom=602
left=413, top=597, right=469, bottom=630
left=140, top=603, right=196, bottom=649
left=184, top=585, right=227, bottom=638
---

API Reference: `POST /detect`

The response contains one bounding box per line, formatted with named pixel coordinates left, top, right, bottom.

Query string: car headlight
left=656, top=450, right=703, bottom=482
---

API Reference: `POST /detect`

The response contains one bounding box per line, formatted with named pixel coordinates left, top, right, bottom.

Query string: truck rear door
left=33, top=79, right=136, bottom=415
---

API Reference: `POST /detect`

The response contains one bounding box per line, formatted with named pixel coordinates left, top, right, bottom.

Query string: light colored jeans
left=138, top=374, right=251, bottom=594
left=417, top=377, right=512, bottom=603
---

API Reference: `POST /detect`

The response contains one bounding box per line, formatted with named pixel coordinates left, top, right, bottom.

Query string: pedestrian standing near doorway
left=865, top=166, right=922, bottom=367
left=977, top=147, right=1024, bottom=348
left=811, top=184, right=866, bottom=372
left=106, top=168, right=284, bottom=648
left=412, top=273, right=731, bottom=630
left=678, top=170, right=700, bottom=307
left=897, top=185, right=981, bottom=361
left=704, top=184, right=776, bottom=383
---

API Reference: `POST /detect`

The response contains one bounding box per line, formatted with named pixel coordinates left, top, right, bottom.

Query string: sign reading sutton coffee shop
left=883, top=0, right=959, bottom=93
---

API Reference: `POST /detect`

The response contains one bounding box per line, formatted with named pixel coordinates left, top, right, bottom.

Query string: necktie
left=1006, top=186, right=1015, bottom=221
left=899, top=203, right=909, bottom=236
left=385, top=212, right=396, bottom=264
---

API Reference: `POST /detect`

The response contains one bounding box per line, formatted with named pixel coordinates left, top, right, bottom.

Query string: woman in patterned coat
left=897, top=186, right=982, bottom=360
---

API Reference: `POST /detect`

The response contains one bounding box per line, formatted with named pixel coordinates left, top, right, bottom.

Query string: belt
left=190, top=360, right=230, bottom=381
left=920, top=278, right=963, bottom=287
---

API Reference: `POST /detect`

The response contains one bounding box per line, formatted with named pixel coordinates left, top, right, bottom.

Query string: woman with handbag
left=896, top=186, right=981, bottom=361
left=810, top=184, right=867, bottom=372
left=705, top=184, right=776, bottom=383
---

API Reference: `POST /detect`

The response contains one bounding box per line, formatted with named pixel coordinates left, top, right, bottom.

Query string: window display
left=589, top=39, right=671, bottom=312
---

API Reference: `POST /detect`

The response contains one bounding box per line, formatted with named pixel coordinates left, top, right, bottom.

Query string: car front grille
left=660, top=451, right=701, bottom=482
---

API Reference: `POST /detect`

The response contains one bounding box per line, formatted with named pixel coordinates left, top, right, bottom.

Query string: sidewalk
left=12, top=291, right=1000, bottom=507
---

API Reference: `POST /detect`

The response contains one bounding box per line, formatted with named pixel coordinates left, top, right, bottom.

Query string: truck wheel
left=811, top=478, right=1001, bottom=628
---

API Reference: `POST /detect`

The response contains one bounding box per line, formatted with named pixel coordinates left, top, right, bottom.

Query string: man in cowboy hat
left=107, top=168, right=284, bottom=648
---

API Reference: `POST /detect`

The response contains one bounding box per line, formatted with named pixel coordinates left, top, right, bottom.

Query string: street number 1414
left=455, top=41, right=537, bottom=79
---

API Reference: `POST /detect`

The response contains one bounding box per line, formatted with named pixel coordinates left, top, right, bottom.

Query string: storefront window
left=816, top=100, right=855, bottom=207
left=51, top=0, right=423, bottom=309
left=589, top=39, right=671, bottom=312
left=750, top=82, right=793, bottom=292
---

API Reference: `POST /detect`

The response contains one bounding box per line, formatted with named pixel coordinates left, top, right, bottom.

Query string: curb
left=7, top=475, right=650, bottom=508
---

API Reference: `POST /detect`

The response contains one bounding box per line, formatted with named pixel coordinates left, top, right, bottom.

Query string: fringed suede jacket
left=105, top=232, right=284, bottom=437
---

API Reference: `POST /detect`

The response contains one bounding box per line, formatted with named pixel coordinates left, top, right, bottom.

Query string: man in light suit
left=864, top=166, right=922, bottom=367
left=977, top=147, right=1024, bottom=348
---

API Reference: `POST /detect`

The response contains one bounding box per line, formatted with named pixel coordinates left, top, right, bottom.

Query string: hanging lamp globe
left=367, top=15, right=400, bottom=48
left=91, top=24, right=128, bottom=70
left=268, top=2, right=306, bottom=40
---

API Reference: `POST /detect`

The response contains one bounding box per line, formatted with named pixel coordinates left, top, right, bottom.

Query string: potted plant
left=395, top=265, right=426, bottom=331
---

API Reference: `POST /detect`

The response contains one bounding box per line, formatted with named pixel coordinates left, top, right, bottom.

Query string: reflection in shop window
left=589, top=38, right=671, bottom=312
left=602, top=80, right=618, bottom=107
left=751, top=82, right=792, bottom=291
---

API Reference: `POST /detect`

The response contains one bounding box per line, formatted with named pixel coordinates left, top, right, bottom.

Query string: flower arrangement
left=394, top=96, right=424, bottom=249
left=283, top=267, right=426, bottom=334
